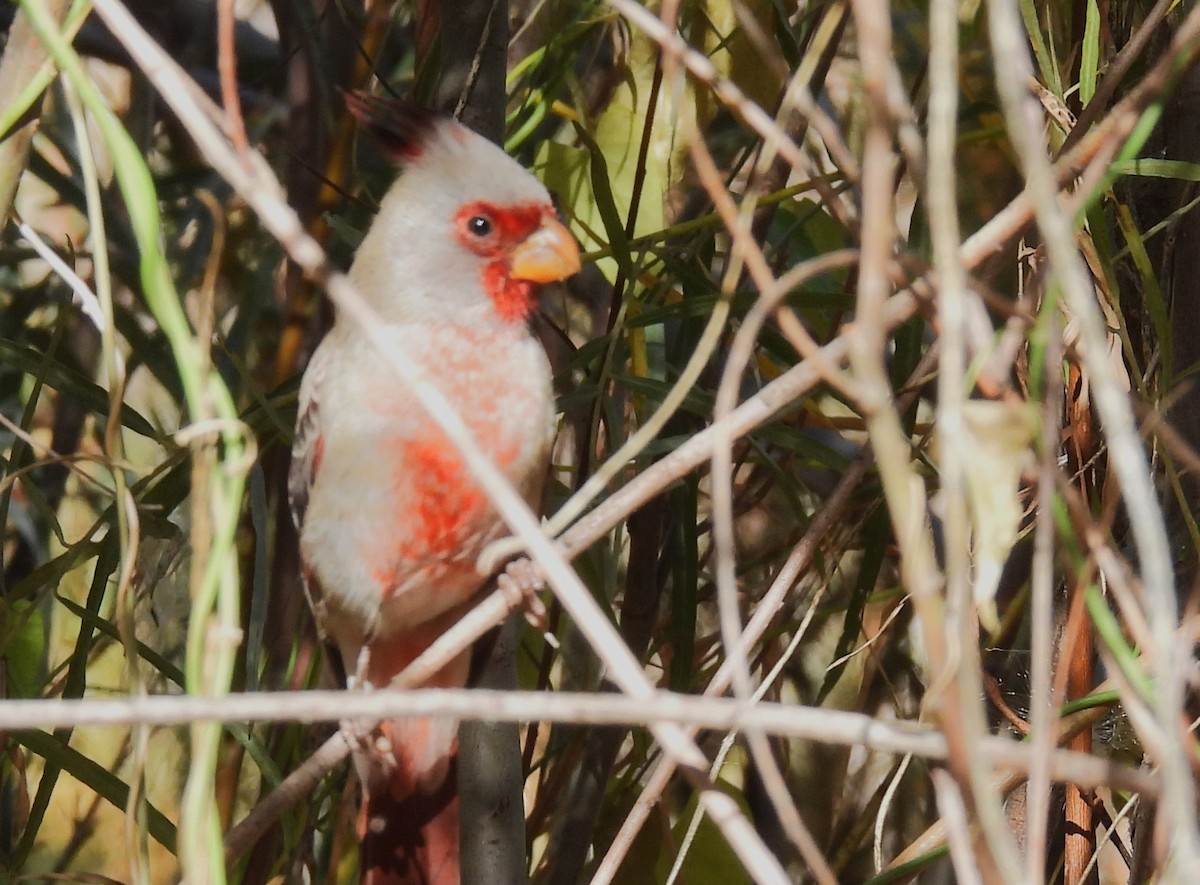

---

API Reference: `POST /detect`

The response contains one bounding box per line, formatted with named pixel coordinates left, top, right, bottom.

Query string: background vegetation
left=1, top=0, right=1199, bottom=883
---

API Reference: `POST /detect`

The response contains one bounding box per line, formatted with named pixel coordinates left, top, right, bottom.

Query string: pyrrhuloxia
left=289, top=91, right=580, bottom=885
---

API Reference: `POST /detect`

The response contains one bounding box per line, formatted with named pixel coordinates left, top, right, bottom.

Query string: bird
left=289, top=90, right=580, bottom=885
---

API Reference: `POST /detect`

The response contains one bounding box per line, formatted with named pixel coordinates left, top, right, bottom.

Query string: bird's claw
left=497, top=559, right=558, bottom=648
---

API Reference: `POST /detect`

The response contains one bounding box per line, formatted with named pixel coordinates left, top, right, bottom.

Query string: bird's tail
left=351, top=633, right=470, bottom=885
left=356, top=715, right=460, bottom=885
left=343, top=606, right=472, bottom=882
left=352, top=700, right=460, bottom=877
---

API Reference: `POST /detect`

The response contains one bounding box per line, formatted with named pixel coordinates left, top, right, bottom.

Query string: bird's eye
left=467, top=214, right=493, bottom=238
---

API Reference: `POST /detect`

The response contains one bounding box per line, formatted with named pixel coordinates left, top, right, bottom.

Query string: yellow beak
left=509, top=217, right=581, bottom=283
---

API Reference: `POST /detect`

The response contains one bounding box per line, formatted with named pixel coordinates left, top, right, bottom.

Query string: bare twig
left=604, top=0, right=811, bottom=182
left=0, top=689, right=1160, bottom=799
left=925, top=0, right=1024, bottom=880
left=223, top=731, right=353, bottom=861
left=216, top=0, right=247, bottom=154
left=988, top=2, right=1200, bottom=877
left=593, top=343, right=946, bottom=882
left=1026, top=306, right=1064, bottom=878
left=688, top=89, right=838, bottom=885
left=845, top=5, right=1019, bottom=884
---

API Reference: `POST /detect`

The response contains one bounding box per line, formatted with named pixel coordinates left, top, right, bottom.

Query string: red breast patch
left=395, top=437, right=485, bottom=562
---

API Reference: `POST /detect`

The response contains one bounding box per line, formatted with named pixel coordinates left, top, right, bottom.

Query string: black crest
left=344, top=90, right=441, bottom=163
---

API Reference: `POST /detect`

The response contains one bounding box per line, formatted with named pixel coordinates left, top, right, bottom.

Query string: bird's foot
left=498, top=559, right=558, bottom=648
left=338, top=716, right=377, bottom=758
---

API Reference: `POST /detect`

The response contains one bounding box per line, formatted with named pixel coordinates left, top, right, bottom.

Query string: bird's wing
left=288, top=384, right=321, bottom=533
left=289, top=350, right=329, bottom=638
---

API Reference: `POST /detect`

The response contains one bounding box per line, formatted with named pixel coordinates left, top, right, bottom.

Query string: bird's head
left=344, top=91, right=581, bottom=327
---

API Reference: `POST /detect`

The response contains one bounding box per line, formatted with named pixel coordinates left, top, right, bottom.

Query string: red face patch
left=453, top=202, right=552, bottom=322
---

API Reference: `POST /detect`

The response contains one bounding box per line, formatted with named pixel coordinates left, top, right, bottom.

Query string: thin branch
left=0, top=689, right=1160, bottom=799
left=988, top=1, right=1200, bottom=876
left=926, top=0, right=1024, bottom=880
left=688, top=98, right=837, bottom=882
left=593, top=343, right=945, bottom=882
left=605, top=0, right=813, bottom=181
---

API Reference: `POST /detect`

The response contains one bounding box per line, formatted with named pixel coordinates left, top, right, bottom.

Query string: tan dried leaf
left=961, top=399, right=1036, bottom=631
